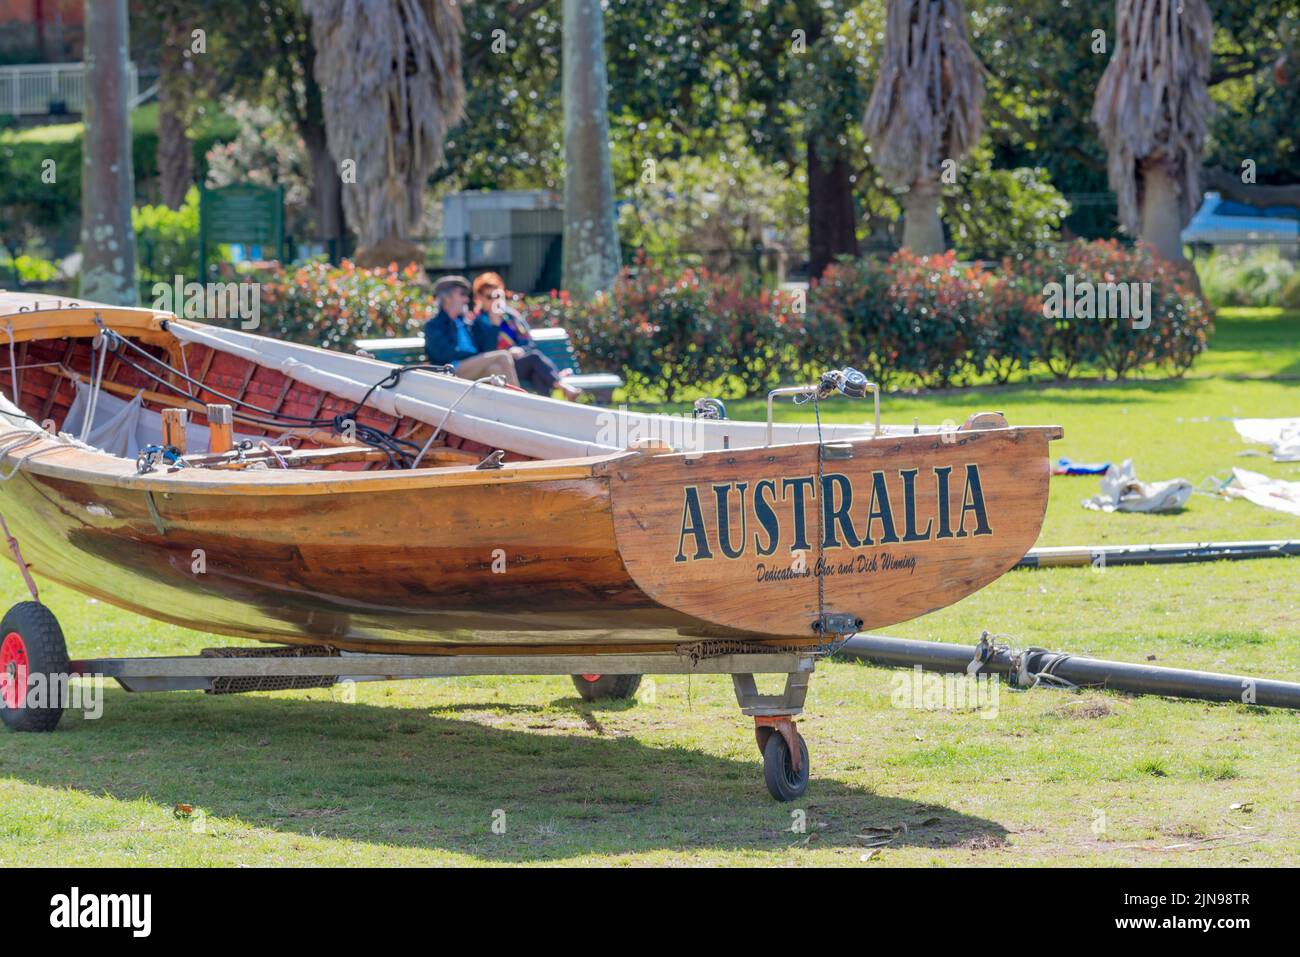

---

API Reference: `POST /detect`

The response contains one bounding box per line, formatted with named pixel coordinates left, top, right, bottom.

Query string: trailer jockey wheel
left=0, top=602, right=69, bottom=732
left=570, top=673, right=642, bottom=702
left=756, top=717, right=809, bottom=801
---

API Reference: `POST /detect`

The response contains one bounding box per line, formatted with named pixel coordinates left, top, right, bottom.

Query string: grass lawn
left=1, top=309, right=1296, bottom=866
left=0, top=103, right=238, bottom=146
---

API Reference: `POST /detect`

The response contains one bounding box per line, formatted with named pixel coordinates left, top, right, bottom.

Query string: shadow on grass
left=2, top=687, right=1008, bottom=862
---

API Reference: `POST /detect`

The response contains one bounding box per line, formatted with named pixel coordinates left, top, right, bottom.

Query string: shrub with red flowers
left=1013, top=240, right=1214, bottom=379
left=254, top=260, right=436, bottom=352
left=250, top=242, right=1211, bottom=402
left=520, top=262, right=812, bottom=401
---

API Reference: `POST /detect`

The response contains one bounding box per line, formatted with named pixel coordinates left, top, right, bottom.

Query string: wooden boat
left=0, top=292, right=1063, bottom=656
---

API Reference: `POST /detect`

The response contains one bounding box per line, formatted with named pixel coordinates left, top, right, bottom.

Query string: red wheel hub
left=0, top=632, right=28, bottom=709
left=580, top=674, right=602, bottom=682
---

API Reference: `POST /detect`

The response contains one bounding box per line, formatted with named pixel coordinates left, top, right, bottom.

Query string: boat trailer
left=77, top=651, right=817, bottom=801
left=0, top=601, right=818, bottom=802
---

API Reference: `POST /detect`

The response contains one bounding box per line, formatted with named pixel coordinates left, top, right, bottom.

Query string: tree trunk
left=80, top=0, right=137, bottom=306
left=900, top=177, right=945, bottom=255
left=1140, top=162, right=1201, bottom=293
left=304, top=126, right=345, bottom=262
left=299, top=30, right=346, bottom=263
left=157, top=8, right=193, bottom=209
left=807, top=137, right=860, bottom=280
left=561, top=0, right=621, bottom=298
left=1139, top=162, right=1189, bottom=264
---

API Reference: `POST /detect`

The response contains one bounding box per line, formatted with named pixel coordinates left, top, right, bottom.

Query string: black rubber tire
left=570, top=673, right=642, bottom=702
left=0, top=601, right=69, bottom=732
left=762, top=729, right=809, bottom=801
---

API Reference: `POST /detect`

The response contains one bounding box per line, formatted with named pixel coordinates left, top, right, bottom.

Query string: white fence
left=0, top=62, right=139, bottom=116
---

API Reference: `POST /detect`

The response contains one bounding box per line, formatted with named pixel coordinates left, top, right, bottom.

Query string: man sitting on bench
left=424, top=275, right=520, bottom=386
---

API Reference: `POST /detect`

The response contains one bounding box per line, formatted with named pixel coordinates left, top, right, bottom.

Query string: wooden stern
left=607, top=425, right=1063, bottom=638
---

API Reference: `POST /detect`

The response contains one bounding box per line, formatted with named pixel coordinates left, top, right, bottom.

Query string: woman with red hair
left=472, top=272, right=580, bottom=400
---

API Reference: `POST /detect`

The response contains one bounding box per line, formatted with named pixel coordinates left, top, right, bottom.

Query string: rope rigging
left=97, top=327, right=458, bottom=469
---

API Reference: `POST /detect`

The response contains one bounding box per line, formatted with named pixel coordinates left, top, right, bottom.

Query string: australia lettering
left=674, top=465, right=992, bottom=563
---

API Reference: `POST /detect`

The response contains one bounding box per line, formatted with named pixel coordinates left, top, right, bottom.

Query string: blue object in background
left=1054, top=457, right=1111, bottom=476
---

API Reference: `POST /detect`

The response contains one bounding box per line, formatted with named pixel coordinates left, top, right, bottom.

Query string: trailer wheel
left=762, top=729, right=809, bottom=801
left=571, top=673, right=642, bottom=702
left=0, top=602, right=69, bottom=732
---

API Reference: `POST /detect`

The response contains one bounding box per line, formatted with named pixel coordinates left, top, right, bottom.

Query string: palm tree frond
left=1091, top=0, right=1213, bottom=235
left=304, top=0, right=465, bottom=247
left=862, top=0, right=985, bottom=190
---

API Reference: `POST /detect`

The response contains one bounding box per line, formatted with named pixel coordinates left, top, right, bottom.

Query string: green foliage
left=0, top=253, right=60, bottom=284
left=204, top=99, right=312, bottom=232
left=618, top=135, right=807, bottom=276
left=134, top=187, right=201, bottom=284
left=252, top=260, right=436, bottom=352
left=521, top=263, right=815, bottom=401
left=1195, top=247, right=1298, bottom=308
left=1282, top=271, right=1300, bottom=310
left=0, top=108, right=236, bottom=253
left=945, top=149, right=1072, bottom=260
left=440, top=1, right=564, bottom=192
left=1015, top=241, right=1215, bottom=378
left=517, top=242, right=1212, bottom=400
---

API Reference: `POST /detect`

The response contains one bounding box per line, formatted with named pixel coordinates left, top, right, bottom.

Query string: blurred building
left=0, top=0, right=84, bottom=64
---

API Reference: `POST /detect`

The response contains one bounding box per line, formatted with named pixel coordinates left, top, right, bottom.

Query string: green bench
left=525, top=328, right=623, bottom=403
left=353, top=327, right=623, bottom=404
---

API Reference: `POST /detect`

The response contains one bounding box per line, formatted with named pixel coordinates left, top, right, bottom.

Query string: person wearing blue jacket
left=423, top=275, right=520, bottom=386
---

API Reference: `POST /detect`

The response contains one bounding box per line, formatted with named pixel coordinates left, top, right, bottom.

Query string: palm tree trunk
left=900, top=177, right=945, bottom=255
left=561, top=0, right=620, bottom=298
left=1138, top=163, right=1188, bottom=264
left=80, top=0, right=137, bottom=305
left=157, top=8, right=193, bottom=209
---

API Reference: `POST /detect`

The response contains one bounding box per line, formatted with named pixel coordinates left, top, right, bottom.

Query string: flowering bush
left=526, top=243, right=1211, bottom=398
left=1014, top=241, right=1213, bottom=379
left=255, top=260, right=435, bottom=352
left=251, top=242, right=1212, bottom=401
left=521, top=261, right=813, bottom=401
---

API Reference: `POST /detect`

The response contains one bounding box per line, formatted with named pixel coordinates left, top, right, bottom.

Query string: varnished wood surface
left=609, top=426, right=1061, bottom=638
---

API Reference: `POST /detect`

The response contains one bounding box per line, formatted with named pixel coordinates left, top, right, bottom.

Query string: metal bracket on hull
left=731, top=670, right=810, bottom=717
left=0, top=513, right=39, bottom=602
left=144, top=491, right=167, bottom=535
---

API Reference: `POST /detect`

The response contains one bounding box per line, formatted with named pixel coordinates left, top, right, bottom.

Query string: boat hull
left=1, top=449, right=705, bottom=652
left=0, top=422, right=1058, bottom=654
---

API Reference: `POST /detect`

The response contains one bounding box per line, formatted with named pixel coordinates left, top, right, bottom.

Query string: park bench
left=353, top=327, right=623, bottom=403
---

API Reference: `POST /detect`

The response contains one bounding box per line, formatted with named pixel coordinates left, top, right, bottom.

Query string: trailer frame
left=60, top=647, right=817, bottom=800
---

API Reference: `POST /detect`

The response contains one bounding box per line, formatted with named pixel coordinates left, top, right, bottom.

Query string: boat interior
left=0, top=295, right=932, bottom=477
left=0, top=316, right=513, bottom=474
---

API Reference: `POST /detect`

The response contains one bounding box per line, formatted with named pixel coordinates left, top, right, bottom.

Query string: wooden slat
left=161, top=408, right=187, bottom=453
left=206, top=404, right=233, bottom=454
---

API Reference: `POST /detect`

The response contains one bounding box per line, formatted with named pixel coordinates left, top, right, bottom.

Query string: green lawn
left=1, top=309, right=1297, bottom=866
left=0, top=103, right=237, bottom=146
